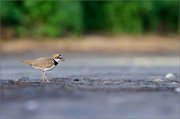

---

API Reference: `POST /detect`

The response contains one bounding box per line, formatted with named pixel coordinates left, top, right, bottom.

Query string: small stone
left=175, top=88, right=180, bottom=93
left=104, top=80, right=111, bottom=84
left=153, top=78, right=163, bottom=82
left=165, top=73, right=175, bottom=79
left=73, top=79, right=79, bottom=81
left=171, top=81, right=178, bottom=85
left=14, top=79, right=19, bottom=82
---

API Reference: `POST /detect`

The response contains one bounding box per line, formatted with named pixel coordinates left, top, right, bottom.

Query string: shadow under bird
left=22, top=54, right=64, bottom=82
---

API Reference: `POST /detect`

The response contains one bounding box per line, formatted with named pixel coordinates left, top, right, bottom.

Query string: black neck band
left=53, top=59, right=58, bottom=65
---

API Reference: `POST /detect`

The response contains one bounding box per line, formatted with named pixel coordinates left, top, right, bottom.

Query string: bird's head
left=52, top=54, right=65, bottom=62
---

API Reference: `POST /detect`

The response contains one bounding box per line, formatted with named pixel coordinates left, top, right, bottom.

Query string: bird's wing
left=30, top=57, right=54, bottom=69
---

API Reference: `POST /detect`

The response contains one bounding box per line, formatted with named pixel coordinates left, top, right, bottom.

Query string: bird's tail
left=21, top=60, right=32, bottom=65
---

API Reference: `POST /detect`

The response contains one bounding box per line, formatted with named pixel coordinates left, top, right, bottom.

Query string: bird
left=22, top=54, right=64, bottom=82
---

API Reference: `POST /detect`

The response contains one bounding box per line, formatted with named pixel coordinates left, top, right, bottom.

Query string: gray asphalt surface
left=0, top=52, right=180, bottom=119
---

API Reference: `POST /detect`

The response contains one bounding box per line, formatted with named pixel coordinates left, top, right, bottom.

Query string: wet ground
left=0, top=52, right=180, bottom=119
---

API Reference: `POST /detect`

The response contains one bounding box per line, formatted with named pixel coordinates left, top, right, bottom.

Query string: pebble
left=165, top=73, right=175, bottom=79
left=153, top=78, right=163, bottom=82
left=73, top=79, right=79, bottom=81
left=104, top=80, right=111, bottom=84
left=14, top=79, right=19, bottom=82
left=174, top=88, right=180, bottom=93
left=171, top=81, right=178, bottom=85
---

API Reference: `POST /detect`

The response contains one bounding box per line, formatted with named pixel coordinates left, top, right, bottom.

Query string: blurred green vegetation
left=0, top=0, right=179, bottom=38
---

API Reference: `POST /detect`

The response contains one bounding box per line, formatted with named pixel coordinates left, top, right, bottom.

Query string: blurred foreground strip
left=0, top=35, right=179, bottom=54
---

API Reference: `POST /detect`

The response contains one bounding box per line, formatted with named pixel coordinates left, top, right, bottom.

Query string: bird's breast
left=44, top=65, right=56, bottom=71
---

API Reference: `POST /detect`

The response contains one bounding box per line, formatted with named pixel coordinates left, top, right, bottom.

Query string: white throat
left=53, top=58, right=60, bottom=62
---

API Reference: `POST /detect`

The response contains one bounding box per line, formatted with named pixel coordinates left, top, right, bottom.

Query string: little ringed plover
left=22, top=54, right=64, bottom=82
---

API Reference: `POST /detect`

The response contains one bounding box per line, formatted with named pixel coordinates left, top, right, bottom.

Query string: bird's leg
left=41, top=71, right=45, bottom=82
left=43, top=71, right=50, bottom=82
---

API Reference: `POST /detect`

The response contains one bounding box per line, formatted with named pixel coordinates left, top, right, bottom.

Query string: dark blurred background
left=1, top=0, right=179, bottom=38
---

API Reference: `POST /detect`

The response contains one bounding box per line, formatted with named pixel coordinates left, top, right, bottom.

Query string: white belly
left=33, top=65, right=56, bottom=71
left=44, top=65, right=56, bottom=71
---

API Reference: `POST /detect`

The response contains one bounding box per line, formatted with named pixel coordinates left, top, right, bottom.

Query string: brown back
left=25, top=57, right=54, bottom=69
